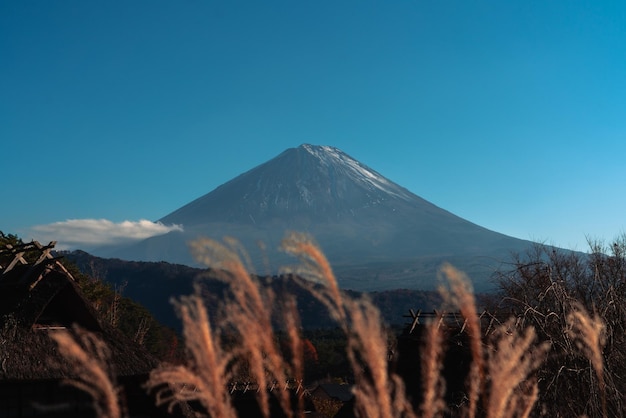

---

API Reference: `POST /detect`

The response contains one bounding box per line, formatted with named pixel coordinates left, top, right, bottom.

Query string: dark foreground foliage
left=492, top=238, right=626, bottom=417
left=0, top=231, right=181, bottom=361
left=4, top=230, right=622, bottom=417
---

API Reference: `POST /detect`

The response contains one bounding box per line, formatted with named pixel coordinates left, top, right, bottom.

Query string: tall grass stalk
left=282, top=295, right=305, bottom=417
left=567, top=304, right=607, bottom=418
left=282, top=232, right=416, bottom=418
left=145, top=291, right=238, bottom=418
left=438, top=263, right=484, bottom=418
left=281, top=232, right=347, bottom=325
left=420, top=318, right=446, bottom=418
left=485, top=321, right=549, bottom=418
left=51, top=233, right=570, bottom=418
left=187, top=237, right=295, bottom=417
left=50, top=327, right=121, bottom=418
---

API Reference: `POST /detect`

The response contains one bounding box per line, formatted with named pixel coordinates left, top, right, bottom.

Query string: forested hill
left=64, top=250, right=444, bottom=331
left=0, top=232, right=179, bottom=361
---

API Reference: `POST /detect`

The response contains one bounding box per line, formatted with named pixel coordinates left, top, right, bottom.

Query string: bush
left=493, top=238, right=626, bottom=417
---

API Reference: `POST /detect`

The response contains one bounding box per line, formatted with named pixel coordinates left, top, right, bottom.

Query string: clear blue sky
left=2, top=1, right=625, bottom=252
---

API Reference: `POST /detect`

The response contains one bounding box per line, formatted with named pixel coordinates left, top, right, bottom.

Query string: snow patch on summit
left=300, top=144, right=412, bottom=201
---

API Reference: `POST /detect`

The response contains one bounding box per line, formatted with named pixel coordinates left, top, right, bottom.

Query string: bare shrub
left=567, top=304, right=607, bottom=418
left=494, top=238, right=626, bottom=417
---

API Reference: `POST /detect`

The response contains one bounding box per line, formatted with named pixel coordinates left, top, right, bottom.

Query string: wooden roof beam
left=3, top=248, right=27, bottom=273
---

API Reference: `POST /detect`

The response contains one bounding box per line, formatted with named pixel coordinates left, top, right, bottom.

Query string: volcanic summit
left=102, top=144, right=533, bottom=291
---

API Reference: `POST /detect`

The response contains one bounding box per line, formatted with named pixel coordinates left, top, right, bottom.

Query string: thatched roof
left=309, top=383, right=354, bottom=402
left=0, top=241, right=157, bottom=381
left=0, top=325, right=157, bottom=381
left=0, top=262, right=101, bottom=331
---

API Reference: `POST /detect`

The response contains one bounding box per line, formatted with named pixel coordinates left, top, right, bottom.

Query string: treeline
left=64, top=250, right=446, bottom=331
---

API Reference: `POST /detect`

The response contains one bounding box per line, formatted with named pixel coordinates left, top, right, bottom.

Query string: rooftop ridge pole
left=3, top=247, right=28, bottom=273
left=32, top=241, right=57, bottom=266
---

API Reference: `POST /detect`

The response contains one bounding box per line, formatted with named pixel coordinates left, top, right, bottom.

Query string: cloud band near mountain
left=28, top=219, right=183, bottom=250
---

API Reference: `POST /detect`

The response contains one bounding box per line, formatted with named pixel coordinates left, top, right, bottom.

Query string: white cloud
left=27, top=219, right=183, bottom=250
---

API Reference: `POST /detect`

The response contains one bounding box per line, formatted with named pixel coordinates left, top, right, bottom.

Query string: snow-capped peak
left=298, top=144, right=413, bottom=201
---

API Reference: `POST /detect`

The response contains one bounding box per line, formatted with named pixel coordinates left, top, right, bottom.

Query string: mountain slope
left=100, top=144, right=534, bottom=291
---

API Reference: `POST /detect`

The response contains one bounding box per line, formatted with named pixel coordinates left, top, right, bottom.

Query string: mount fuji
left=99, top=144, right=534, bottom=291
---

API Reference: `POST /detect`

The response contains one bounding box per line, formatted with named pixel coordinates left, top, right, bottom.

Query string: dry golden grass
left=484, top=321, right=549, bottom=418
left=282, top=294, right=305, bottom=416
left=419, top=318, right=446, bottom=418
left=281, top=232, right=347, bottom=325
left=438, top=264, right=551, bottom=418
left=50, top=232, right=619, bottom=418
left=567, top=304, right=607, bottom=418
left=345, top=297, right=416, bottom=418
left=282, top=233, right=416, bottom=418
left=182, top=237, right=296, bottom=418
left=438, top=263, right=484, bottom=418
left=50, top=327, right=121, bottom=418
left=145, top=291, right=238, bottom=418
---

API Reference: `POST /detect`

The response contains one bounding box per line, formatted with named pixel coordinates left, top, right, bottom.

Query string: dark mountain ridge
left=65, top=251, right=443, bottom=331
left=99, top=144, right=534, bottom=291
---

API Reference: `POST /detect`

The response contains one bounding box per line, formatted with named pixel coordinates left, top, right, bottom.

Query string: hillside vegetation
left=63, top=250, right=444, bottom=331
left=0, top=231, right=181, bottom=361
left=3, top=230, right=623, bottom=417
left=490, top=238, right=626, bottom=416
